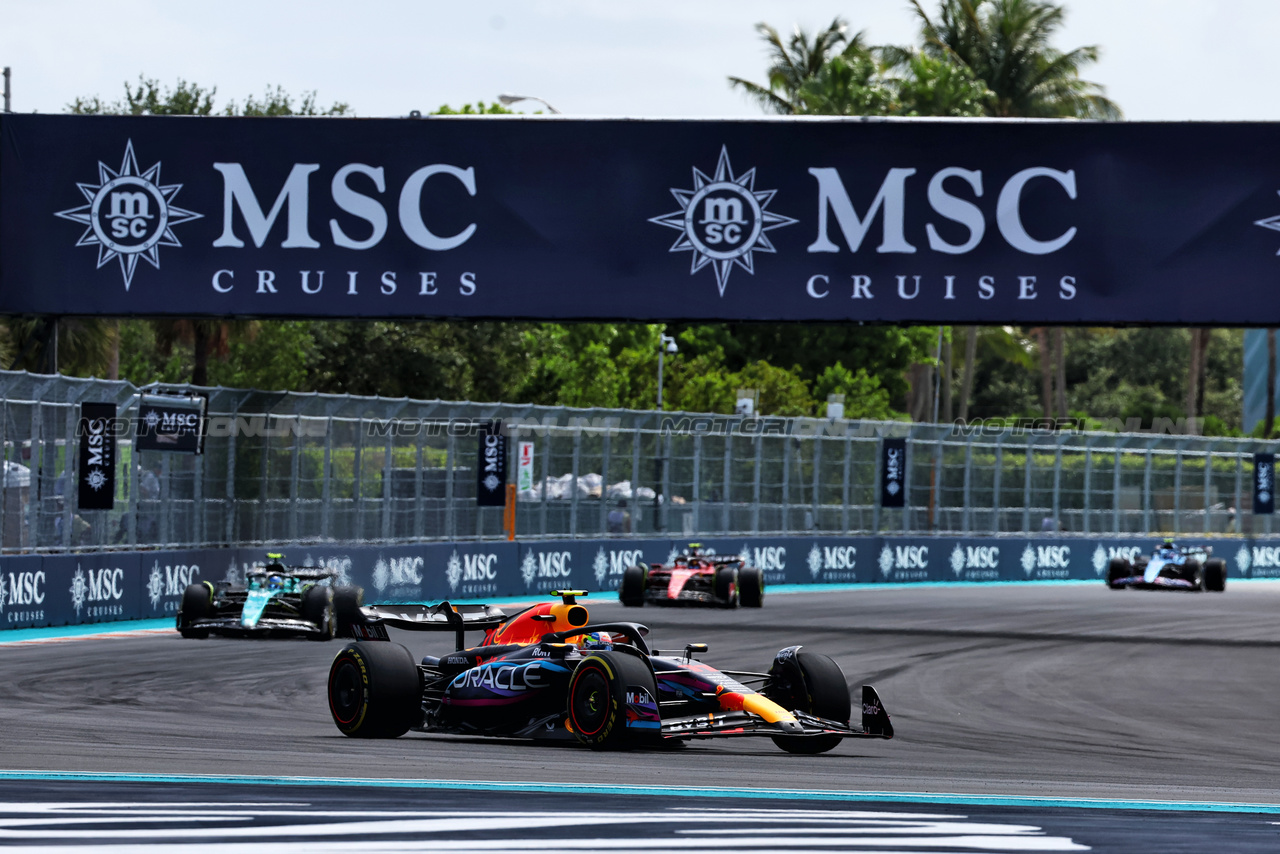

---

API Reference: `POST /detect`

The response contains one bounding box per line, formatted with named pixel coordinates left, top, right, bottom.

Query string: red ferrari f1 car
left=619, top=544, right=763, bottom=608
left=327, top=591, right=892, bottom=753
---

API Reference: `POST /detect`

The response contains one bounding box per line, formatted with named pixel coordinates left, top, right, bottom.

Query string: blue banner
left=8, top=114, right=1280, bottom=324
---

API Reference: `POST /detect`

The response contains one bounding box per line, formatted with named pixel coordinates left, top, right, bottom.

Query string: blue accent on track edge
left=1, top=770, right=1278, bottom=814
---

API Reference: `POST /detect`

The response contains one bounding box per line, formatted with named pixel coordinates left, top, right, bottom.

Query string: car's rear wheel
left=302, top=585, right=335, bottom=640
left=177, top=582, right=213, bottom=638
left=567, top=651, right=658, bottom=749
left=738, top=566, right=764, bottom=608
left=714, top=567, right=739, bottom=608
left=333, top=586, right=365, bottom=637
left=619, top=565, right=646, bottom=607
left=1106, top=558, right=1129, bottom=589
left=767, top=650, right=850, bottom=755
left=328, top=642, right=421, bottom=738
left=1204, top=558, right=1227, bottom=592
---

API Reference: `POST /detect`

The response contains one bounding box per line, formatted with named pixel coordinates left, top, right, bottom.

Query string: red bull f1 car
left=1106, top=541, right=1226, bottom=592
left=177, top=554, right=364, bottom=639
left=619, top=544, right=763, bottom=608
left=327, top=590, right=892, bottom=753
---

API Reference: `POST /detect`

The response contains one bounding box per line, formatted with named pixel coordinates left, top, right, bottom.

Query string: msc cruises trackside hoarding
left=5, top=113, right=1280, bottom=324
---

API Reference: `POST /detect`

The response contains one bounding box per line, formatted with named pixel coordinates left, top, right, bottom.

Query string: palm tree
left=907, top=0, right=1119, bottom=420
left=904, top=0, right=1121, bottom=119
left=154, top=319, right=257, bottom=387
left=728, top=18, right=869, bottom=115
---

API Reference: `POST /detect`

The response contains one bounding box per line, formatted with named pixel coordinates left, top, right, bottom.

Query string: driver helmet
left=267, top=574, right=284, bottom=592
left=576, top=631, right=613, bottom=650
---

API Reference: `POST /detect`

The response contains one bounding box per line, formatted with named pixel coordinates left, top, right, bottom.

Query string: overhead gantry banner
left=3, top=113, right=1280, bottom=323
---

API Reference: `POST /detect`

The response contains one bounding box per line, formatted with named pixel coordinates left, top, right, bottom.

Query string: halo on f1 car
left=1106, top=540, right=1226, bottom=592
left=327, top=589, right=891, bottom=753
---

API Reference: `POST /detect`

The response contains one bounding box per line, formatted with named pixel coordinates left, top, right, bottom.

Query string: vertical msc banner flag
left=476, top=421, right=508, bottom=507
left=1255, top=453, right=1275, bottom=515
left=880, top=438, right=907, bottom=508
left=77, top=402, right=117, bottom=511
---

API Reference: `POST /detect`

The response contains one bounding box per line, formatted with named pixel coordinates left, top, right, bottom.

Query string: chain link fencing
left=0, top=370, right=1271, bottom=553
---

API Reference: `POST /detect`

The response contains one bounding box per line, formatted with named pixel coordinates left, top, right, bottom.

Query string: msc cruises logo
left=55, top=139, right=202, bottom=291
left=649, top=146, right=796, bottom=296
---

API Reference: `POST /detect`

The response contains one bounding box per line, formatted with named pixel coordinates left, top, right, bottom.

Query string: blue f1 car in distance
left=1106, top=540, right=1226, bottom=592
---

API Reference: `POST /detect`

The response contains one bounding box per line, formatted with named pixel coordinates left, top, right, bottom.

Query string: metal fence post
left=1234, top=451, right=1244, bottom=534
left=751, top=436, right=762, bottom=534
left=61, top=400, right=76, bottom=548
left=414, top=422, right=425, bottom=540
left=570, top=428, right=581, bottom=538
left=1112, top=441, right=1123, bottom=534
left=1051, top=440, right=1063, bottom=532
left=842, top=434, right=852, bottom=534
left=289, top=416, right=303, bottom=543
left=1142, top=446, right=1154, bottom=534
left=872, top=433, right=883, bottom=533
left=223, top=402, right=236, bottom=546
left=962, top=438, right=973, bottom=534
left=444, top=431, right=456, bottom=540
left=1202, top=443, right=1214, bottom=534
left=320, top=415, right=333, bottom=544
left=811, top=435, right=822, bottom=532
left=381, top=424, right=394, bottom=542
left=691, top=433, right=702, bottom=535
left=932, top=436, right=943, bottom=533
left=1172, top=444, right=1184, bottom=535
left=599, top=427, right=612, bottom=535
left=1082, top=442, right=1093, bottom=535
left=781, top=434, right=792, bottom=534
left=992, top=435, right=1003, bottom=534
left=1022, top=437, right=1033, bottom=534
left=628, top=427, right=639, bottom=536
left=902, top=434, right=912, bottom=532
left=722, top=431, right=733, bottom=534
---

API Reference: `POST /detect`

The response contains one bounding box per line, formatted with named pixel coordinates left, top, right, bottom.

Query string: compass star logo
left=85, top=469, right=108, bottom=491
left=54, top=139, right=202, bottom=291
left=649, top=146, right=796, bottom=296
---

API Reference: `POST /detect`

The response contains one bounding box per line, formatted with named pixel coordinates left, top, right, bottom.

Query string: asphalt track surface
left=5, top=582, right=1280, bottom=850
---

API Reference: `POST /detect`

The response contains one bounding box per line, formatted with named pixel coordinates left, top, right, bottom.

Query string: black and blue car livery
left=1106, top=541, right=1227, bottom=592
left=326, top=590, right=893, bottom=753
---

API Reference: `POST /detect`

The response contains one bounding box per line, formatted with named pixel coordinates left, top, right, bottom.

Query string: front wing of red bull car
left=327, top=590, right=891, bottom=752
left=619, top=545, right=764, bottom=608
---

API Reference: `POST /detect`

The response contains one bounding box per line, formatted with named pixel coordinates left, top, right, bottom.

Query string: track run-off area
left=4, top=581, right=1280, bottom=851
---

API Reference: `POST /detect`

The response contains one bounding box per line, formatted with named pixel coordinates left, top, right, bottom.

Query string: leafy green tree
left=431, top=101, right=515, bottom=115
left=728, top=18, right=868, bottom=114
left=902, top=0, right=1120, bottom=119
left=813, top=362, right=899, bottom=420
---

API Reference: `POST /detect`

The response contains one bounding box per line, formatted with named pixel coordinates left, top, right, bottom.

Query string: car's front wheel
left=1106, top=558, right=1129, bottom=589
left=1204, top=558, right=1227, bottom=592
left=767, top=649, right=850, bottom=755
left=738, top=567, right=764, bottom=608
left=177, top=582, right=213, bottom=638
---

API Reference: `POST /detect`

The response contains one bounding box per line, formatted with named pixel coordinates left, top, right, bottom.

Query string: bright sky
left=3, top=0, right=1277, bottom=121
